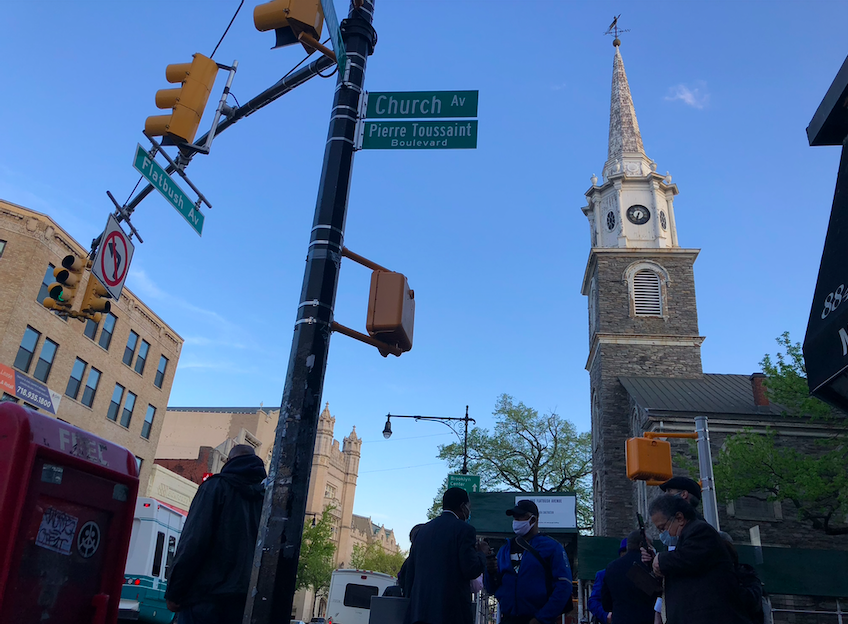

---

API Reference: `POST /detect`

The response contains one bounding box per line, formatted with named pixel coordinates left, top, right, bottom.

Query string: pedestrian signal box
left=0, top=403, right=139, bottom=624
left=366, top=271, right=414, bottom=354
left=626, top=437, right=673, bottom=482
left=254, top=0, right=324, bottom=52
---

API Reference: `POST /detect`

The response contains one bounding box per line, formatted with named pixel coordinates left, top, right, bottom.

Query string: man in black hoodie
left=166, top=444, right=267, bottom=624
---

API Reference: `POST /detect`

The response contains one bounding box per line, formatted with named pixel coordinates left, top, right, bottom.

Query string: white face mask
left=512, top=519, right=533, bottom=536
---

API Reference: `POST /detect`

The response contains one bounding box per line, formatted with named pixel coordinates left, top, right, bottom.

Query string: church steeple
left=582, top=42, right=680, bottom=250
left=607, top=42, right=646, bottom=167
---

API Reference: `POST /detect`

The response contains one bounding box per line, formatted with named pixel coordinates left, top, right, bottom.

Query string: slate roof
left=618, top=374, right=784, bottom=417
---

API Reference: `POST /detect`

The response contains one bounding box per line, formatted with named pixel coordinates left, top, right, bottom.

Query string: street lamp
left=381, top=406, right=476, bottom=474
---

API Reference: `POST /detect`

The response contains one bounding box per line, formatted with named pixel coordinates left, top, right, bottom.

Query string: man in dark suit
left=601, top=531, right=656, bottom=624
left=402, top=487, right=486, bottom=624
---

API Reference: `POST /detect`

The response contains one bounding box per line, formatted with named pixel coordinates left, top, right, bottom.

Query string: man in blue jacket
left=483, top=500, right=572, bottom=624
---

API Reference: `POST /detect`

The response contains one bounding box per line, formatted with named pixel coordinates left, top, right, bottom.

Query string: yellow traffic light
left=254, top=0, right=324, bottom=52
left=43, top=255, right=84, bottom=312
left=145, top=53, right=219, bottom=144
left=79, top=274, right=112, bottom=322
left=366, top=271, right=414, bottom=355
left=625, top=437, right=673, bottom=482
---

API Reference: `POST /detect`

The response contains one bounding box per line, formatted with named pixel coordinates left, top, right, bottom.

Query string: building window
left=65, top=358, right=87, bottom=399
left=14, top=326, right=41, bottom=373
left=83, top=318, right=98, bottom=340
left=1, top=393, right=19, bottom=403
left=107, top=384, right=124, bottom=422
left=81, top=367, right=101, bottom=408
left=121, top=391, right=137, bottom=428
left=36, top=264, right=55, bottom=305
left=33, top=338, right=58, bottom=382
left=99, top=313, right=116, bottom=350
left=135, top=340, right=150, bottom=375
left=142, top=405, right=156, bottom=439
left=135, top=456, right=143, bottom=472
left=325, top=484, right=337, bottom=499
left=728, top=495, right=781, bottom=522
left=632, top=270, right=663, bottom=316
left=0, top=240, right=6, bottom=258
left=123, top=331, right=139, bottom=366
left=154, top=355, right=168, bottom=389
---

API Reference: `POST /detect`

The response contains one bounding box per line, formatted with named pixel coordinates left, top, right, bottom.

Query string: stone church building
left=581, top=40, right=848, bottom=553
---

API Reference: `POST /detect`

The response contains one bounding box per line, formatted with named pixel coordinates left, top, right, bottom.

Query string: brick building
left=580, top=42, right=848, bottom=552
left=0, top=199, right=183, bottom=490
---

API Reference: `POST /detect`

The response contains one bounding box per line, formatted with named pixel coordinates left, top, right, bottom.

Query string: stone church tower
left=581, top=40, right=705, bottom=537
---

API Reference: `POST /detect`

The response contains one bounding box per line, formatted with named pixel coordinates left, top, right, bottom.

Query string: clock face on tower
left=626, top=204, right=650, bottom=225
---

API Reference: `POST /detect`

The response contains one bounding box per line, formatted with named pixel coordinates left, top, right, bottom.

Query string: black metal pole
left=462, top=405, right=469, bottom=475
left=243, top=3, right=376, bottom=623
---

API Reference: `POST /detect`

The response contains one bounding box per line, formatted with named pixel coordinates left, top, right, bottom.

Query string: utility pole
left=243, top=2, right=376, bottom=622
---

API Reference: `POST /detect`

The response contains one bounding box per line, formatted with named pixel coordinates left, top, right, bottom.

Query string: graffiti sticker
left=35, top=508, right=79, bottom=555
left=76, top=521, right=101, bottom=558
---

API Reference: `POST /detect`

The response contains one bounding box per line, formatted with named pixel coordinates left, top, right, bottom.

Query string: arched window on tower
left=624, top=261, right=669, bottom=318
left=632, top=270, right=662, bottom=316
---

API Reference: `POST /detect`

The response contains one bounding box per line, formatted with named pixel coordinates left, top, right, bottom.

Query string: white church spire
left=608, top=42, right=646, bottom=164
left=582, top=40, right=681, bottom=250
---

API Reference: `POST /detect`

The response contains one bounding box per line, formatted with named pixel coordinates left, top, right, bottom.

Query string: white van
left=326, top=569, right=397, bottom=624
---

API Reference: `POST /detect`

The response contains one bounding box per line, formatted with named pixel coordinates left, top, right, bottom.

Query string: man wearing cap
left=659, top=476, right=701, bottom=511
left=653, top=476, right=701, bottom=623
left=587, top=539, right=627, bottom=623
left=482, top=500, right=572, bottom=624
left=402, top=487, right=487, bottom=624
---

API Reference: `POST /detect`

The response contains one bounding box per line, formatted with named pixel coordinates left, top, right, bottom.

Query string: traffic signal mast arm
left=124, top=54, right=335, bottom=214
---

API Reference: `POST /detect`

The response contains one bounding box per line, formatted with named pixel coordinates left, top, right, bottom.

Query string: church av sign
left=803, top=54, right=848, bottom=409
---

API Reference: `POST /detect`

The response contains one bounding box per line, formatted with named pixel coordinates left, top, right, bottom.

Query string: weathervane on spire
left=604, top=15, right=630, bottom=47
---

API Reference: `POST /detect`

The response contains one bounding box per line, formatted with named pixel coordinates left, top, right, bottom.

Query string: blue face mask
left=659, top=531, right=678, bottom=547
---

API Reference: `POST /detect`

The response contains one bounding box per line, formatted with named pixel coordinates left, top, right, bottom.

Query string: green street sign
left=447, top=473, right=481, bottom=495
left=362, top=120, right=478, bottom=150
left=366, top=90, right=478, bottom=119
left=132, top=144, right=204, bottom=237
left=320, top=0, right=347, bottom=79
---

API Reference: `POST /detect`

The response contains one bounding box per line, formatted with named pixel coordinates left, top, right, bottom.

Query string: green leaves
left=715, top=333, right=848, bottom=535
left=350, top=541, right=407, bottom=577
left=296, top=505, right=338, bottom=595
left=433, top=394, right=593, bottom=532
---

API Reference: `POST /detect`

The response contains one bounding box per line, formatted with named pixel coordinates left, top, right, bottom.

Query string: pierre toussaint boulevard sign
left=133, top=144, right=205, bottom=236
left=360, top=90, right=479, bottom=150
left=362, top=120, right=478, bottom=150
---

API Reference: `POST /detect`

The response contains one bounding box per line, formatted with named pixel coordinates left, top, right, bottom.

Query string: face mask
left=512, top=520, right=533, bottom=536
left=659, top=531, right=678, bottom=547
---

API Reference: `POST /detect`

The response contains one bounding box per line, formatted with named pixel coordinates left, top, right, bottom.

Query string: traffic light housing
left=366, top=271, right=414, bottom=355
left=625, top=437, right=673, bottom=482
left=43, top=255, right=84, bottom=312
left=79, top=274, right=112, bottom=322
left=254, top=0, right=324, bottom=52
left=145, top=53, right=219, bottom=144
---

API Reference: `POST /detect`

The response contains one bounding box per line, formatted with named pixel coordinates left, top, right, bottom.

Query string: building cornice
left=586, top=333, right=706, bottom=371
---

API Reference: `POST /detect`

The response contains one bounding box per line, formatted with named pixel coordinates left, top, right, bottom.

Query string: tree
left=715, top=333, right=848, bottom=535
left=296, top=506, right=338, bottom=614
left=430, top=394, right=593, bottom=532
left=350, top=540, right=407, bottom=576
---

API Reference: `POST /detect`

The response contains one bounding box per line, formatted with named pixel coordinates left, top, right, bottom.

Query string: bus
left=119, top=497, right=187, bottom=623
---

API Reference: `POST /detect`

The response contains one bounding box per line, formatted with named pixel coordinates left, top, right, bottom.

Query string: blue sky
left=2, top=1, right=846, bottom=549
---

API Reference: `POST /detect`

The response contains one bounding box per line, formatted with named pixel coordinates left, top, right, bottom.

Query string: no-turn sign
left=92, top=214, right=135, bottom=301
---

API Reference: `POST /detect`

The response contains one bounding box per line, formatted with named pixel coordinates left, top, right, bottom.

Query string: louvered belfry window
left=633, top=270, right=662, bottom=316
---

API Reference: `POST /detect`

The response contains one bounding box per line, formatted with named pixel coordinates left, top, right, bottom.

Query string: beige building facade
left=0, top=199, right=183, bottom=490
left=155, top=402, right=399, bottom=619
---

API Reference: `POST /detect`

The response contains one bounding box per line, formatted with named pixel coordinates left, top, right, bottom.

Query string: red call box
left=0, top=403, right=139, bottom=624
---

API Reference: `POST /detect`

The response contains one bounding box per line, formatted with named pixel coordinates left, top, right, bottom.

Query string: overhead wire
left=211, top=0, right=245, bottom=60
